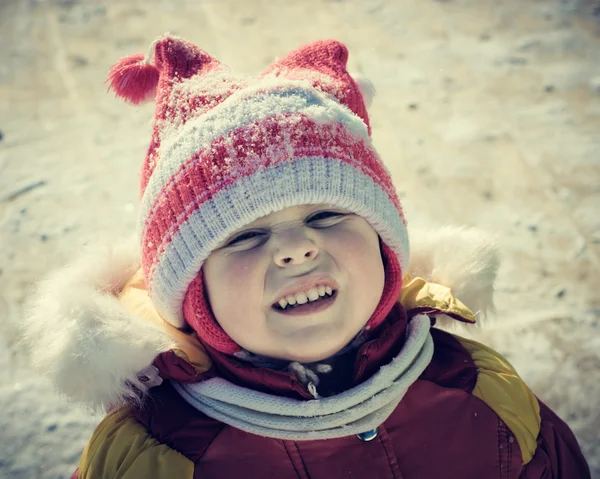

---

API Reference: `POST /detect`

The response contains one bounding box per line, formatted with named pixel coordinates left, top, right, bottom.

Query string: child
left=23, top=36, right=590, bottom=478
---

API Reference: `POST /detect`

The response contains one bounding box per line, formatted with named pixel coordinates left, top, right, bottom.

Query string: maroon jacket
left=75, top=304, right=586, bottom=479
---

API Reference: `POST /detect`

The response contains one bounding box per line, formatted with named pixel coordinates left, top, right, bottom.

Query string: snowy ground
left=1, top=0, right=599, bottom=477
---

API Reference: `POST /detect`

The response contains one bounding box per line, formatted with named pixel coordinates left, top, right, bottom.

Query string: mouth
left=272, top=289, right=338, bottom=316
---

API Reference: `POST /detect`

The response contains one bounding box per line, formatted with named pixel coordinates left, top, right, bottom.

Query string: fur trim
left=407, top=226, right=500, bottom=333
left=351, top=73, right=376, bottom=108
left=21, top=237, right=172, bottom=411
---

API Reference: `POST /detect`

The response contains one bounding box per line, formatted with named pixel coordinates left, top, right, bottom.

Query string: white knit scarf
left=172, top=315, right=433, bottom=440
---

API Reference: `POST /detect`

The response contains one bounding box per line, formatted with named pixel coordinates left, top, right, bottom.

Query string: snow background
left=0, top=0, right=599, bottom=477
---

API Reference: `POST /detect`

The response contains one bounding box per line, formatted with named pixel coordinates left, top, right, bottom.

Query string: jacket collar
left=199, top=302, right=411, bottom=400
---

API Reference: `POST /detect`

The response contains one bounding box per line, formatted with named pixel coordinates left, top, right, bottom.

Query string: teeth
left=296, top=292, right=308, bottom=304
left=276, top=285, right=336, bottom=310
left=286, top=295, right=297, bottom=305
left=307, top=287, right=320, bottom=301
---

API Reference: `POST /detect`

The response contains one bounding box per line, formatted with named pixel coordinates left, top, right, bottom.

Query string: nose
left=274, top=230, right=319, bottom=267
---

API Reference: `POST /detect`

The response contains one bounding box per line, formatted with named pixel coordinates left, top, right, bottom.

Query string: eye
left=306, top=210, right=347, bottom=227
left=225, top=230, right=267, bottom=247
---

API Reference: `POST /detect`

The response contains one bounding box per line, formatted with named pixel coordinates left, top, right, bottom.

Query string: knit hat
left=107, top=36, right=409, bottom=354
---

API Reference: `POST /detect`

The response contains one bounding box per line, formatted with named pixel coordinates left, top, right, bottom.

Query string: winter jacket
left=23, top=229, right=590, bottom=479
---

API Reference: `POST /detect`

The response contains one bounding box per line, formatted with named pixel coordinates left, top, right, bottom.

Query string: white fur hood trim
left=21, top=227, right=498, bottom=411
left=408, top=226, right=500, bottom=330
left=21, top=238, right=173, bottom=411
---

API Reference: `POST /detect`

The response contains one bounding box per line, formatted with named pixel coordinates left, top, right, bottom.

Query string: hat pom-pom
left=106, top=53, right=159, bottom=105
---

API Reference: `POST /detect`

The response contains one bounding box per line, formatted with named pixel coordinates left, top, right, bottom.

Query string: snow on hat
left=107, top=35, right=409, bottom=354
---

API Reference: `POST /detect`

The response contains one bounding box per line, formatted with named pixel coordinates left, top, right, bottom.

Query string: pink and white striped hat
left=107, top=36, right=409, bottom=354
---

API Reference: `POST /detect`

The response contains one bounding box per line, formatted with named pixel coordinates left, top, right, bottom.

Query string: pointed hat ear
left=263, top=40, right=371, bottom=134
left=105, top=35, right=224, bottom=106
left=109, top=36, right=244, bottom=194
left=150, top=36, right=234, bottom=127
left=152, top=35, right=222, bottom=81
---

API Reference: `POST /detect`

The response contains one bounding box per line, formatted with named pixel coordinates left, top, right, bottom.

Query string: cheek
left=329, top=227, right=382, bottom=273
left=326, top=226, right=385, bottom=301
left=205, top=251, right=267, bottom=316
left=221, top=256, right=258, bottom=288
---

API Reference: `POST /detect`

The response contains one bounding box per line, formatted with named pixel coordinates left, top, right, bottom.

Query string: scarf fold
left=172, top=315, right=433, bottom=440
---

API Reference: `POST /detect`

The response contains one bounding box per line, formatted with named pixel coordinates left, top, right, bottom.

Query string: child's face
left=202, top=204, right=385, bottom=363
